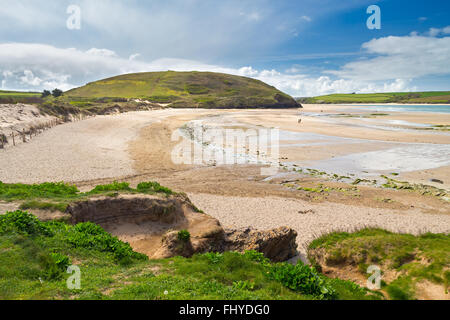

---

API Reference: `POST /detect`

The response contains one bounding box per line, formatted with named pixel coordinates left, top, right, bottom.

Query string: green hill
left=298, top=92, right=450, bottom=104
left=0, top=90, right=42, bottom=104
left=66, top=71, right=300, bottom=109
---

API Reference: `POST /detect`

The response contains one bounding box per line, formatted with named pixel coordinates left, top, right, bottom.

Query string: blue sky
left=0, top=0, right=449, bottom=96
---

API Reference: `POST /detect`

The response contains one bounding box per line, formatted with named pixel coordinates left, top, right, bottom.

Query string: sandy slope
left=0, top=104, right=57, bottom=147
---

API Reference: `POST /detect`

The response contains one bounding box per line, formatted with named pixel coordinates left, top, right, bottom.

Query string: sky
left=0, top=0, right=449, bottom=97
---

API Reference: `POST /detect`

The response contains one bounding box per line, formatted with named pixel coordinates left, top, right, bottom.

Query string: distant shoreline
left=303, top=103, right=450, bottom=106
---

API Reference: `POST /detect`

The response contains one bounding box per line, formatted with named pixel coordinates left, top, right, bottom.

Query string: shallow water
left=351, top=104, right=450, bottom=114
left=303, top=112, right=449, bottom=135
left=181, top=114, right=450, bottom=180
left=307, top=143, right=450, bottom=177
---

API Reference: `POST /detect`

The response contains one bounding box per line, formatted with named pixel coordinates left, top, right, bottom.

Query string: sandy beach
left=1, top=104, right=449, bottom=252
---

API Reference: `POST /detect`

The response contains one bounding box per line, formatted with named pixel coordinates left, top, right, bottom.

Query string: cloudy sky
left=0, top=0, right=449, bottom=96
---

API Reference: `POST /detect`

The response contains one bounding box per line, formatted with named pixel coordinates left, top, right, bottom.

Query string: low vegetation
left=0, top=210, right=377, bottom=300
left=380, top=175, right=447, bottom=199
left=1, top=181, right=446, bottom=300
left=0, top=90, right=42, bottom=104
left=308, top=229, right=450, bottom=300
left=299, top=91, right=450, bottom=104
left=0, top=181, right=176, bottom=213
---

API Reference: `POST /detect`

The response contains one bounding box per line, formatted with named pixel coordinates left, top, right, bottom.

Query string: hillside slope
left=298, top=92, right=450, bottom=104
left=66, top=71, right=300, bottom=109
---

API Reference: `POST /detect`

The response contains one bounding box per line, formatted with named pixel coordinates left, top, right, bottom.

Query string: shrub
left=41, top=90, right=51, bottom=98
left=242, top=250, right=270, bottom=265
left=67, top=222, right=147, bottom=262
left=37, top=252, right=70, bottom=280
left=177, top=230, right=191, bottom=242
left=50, top=252, right=71, bottom=271
left=52, top=88, right=63, bottom=98
left=88, top=181, right=131, bottom=194
left=267, top=262, right=336, bottom=300
left=0, top=210, right=53, bottom=236
left=137, top=181, right=173, bottom=195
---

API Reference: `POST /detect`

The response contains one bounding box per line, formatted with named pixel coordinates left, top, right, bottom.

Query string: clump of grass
left=267, top=262, right=336, bottom=300
left=0, top=210, right=53, bottom=236
left=0, top=182, right=79, bottom=201
left=88, top=181, right=132, bottom=194
left=19, top=201, right=68, bottom=212
left=177, top=230, right=191, bottom=242
left=67, top=222, right=147, bottom=264
left=137, top=181, right=173, bottom=195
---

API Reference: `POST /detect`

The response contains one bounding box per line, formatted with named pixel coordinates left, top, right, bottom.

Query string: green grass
left=0, top=181, right=176, bottom=212
left=65, top=71, right=299, bottom=109
left=0, top=182, right=80, bottom=201
left=19, top=201, right=68, bottom=213
left=0, top=90, right=40, bottom=97
left=308, top=229, right=450, bottom=300
left=0, top=90, right=42, bottom=104
left=299, top=91, right=450, bottom=104
left=0, top=211, right=378, bottom=300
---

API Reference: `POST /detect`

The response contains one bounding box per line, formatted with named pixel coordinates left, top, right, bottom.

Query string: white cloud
left=329, top=33, right=450, bottom=81
left=85, top=48, right=118, bottom=58
left=300, top=15, right=312, bottom=22
left=252, top=73, right=414, bottom=97
left=0, top=42, right=420, bottom=96
left=0, top=43, right=151, bottom=90
left=20, top=70, right=42, bottom=86
left=428, top=26, right=450, bottom=37
left=129, top=53, right=141, bottom=61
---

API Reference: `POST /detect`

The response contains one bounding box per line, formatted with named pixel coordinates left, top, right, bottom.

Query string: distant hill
left=298, top=92, right=450, bottom=104
left=0, top=90, right=42, bottom=104
left=66, top=71, right=300, bottom=109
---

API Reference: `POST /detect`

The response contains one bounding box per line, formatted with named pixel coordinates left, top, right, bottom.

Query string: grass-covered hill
left=298, top=91, right=450, bottom=104
left=66, top=71, right=300, bottom=109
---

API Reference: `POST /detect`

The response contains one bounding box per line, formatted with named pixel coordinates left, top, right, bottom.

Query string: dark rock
left=224, top=226, right=298, bottom=262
